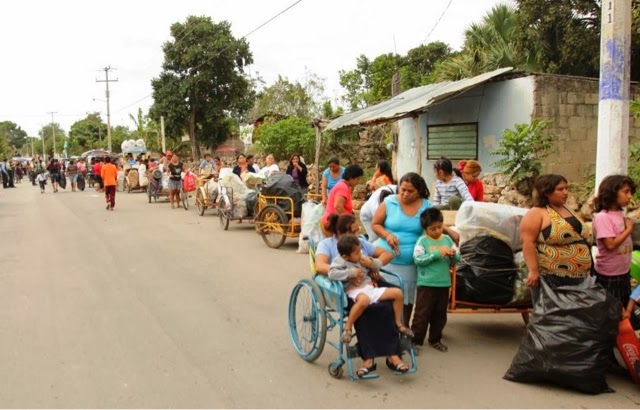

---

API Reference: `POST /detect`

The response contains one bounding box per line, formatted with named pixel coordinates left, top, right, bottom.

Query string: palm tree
left=436, top=4, right=537, bottom=81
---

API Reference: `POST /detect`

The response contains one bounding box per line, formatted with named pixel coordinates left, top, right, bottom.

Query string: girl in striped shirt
left=432, top=157, right=473, bottom=210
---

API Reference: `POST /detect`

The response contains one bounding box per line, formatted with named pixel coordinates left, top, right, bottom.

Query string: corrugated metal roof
left=326, top=67, right=514, bottom=131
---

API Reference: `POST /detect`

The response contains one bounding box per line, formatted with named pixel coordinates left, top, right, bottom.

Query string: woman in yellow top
left=520, top=174, right=592, bottom=305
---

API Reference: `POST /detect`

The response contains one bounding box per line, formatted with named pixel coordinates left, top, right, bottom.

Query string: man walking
left=66, top=160, right=79, bottom=192
left=101, top=157, right=118, bottom=211
left=0, top=159, right=8, bottom=188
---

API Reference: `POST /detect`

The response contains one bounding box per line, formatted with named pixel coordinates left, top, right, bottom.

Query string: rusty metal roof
left=325, top=67, right=514, bottom=131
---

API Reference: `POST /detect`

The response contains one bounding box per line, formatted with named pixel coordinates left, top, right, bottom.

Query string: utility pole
left=595, top=0, right=632, bottom=189
left=47, top=111, right=58, bottom=158
left=160, top=116, right=166, bottom=153
left=96, top=66, right=118, bottom=152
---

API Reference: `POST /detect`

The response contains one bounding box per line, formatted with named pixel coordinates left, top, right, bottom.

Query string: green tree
left=149, top=16, right=254, bottom=160
left=400, top=42, right=452, bottom=89
left=0, top=132, right=10, bottom=159
left=515, top=0, right=640, bottom=81
left=38, top=123, right=66, bottom=158
left=69, top=112, right=108, bottom=152
left=339, top=54, right=373, bottom=110
left=249, top=74, right=321, bottom=120
left=0, top=121, right=28, bottom=152
left=437, top=4, right=535, bottom=80
left=256, top=117, right=315, bottom=161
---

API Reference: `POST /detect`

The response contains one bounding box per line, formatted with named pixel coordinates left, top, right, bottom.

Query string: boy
left=329, top=234, right=413, bottom=344
left=36, top=171, right=47, bottom=193
left=412, top=208, right=460, bottom=352
left=101, top=157, right=118, bottom=210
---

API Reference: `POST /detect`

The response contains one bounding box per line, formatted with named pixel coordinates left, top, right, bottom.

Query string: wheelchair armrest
left=379, top=268, right=405, bottom=290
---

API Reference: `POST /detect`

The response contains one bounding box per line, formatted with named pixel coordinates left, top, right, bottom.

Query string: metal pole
left=105, top=69, right=112, bottom=152
left=47, top=111, right=58, bottom=158
left=160, top=116, right=166, bottom=153
left=595, top=0, right=632, bottom=189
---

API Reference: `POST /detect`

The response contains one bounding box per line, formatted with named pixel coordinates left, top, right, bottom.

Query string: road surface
left=0, top=184, right=638, bottom=408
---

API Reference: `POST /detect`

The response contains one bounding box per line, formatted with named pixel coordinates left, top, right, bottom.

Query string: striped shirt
left=433, top=176, right=474, bottom=206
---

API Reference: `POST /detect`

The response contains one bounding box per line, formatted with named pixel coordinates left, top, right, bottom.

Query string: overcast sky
left=0, top=0, right=510, bottom=136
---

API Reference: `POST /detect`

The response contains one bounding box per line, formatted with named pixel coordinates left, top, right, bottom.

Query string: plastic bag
left=298, top=202, right=324, bottom=254
left=455, top=201, right=528, bottom=252
left=511, top=252, right=532, bottom=304
left=183, top=172, right=196, bottom=192
left=504, top=278, right=620, bottom=394
left=455, top=235, right=517, bottom=305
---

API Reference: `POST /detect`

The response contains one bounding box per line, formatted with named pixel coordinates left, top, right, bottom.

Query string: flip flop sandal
left=397, top=325, right=415, bottom=339
left=430, top=342, right=448, bottom=352
left=356, top=362, right=377, bottom=378
left=341, top=329, right=353, bottom=344
left=385, top=358, right=409, bottom=373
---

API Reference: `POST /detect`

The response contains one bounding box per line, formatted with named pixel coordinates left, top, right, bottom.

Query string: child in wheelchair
left=329, top=234, right=415, bottom=345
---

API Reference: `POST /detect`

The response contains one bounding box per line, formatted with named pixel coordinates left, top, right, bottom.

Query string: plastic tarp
left=455, top=201, right=528, bottom=252
left=298, top=202, right=324, bottom=254
left=220, top=173, right=251, bottom=218
left=504, top=278, right=620, bottom=394
left=456, top=235, right=517, bottom=305
left=261, top=173, right=305, bottom=218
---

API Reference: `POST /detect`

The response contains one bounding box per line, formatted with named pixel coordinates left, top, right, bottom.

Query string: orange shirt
left=101, top=163, right=118, bottom=187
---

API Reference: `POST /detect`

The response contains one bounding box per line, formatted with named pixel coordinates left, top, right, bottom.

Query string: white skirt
left=346, top=284, right=386, bottom=304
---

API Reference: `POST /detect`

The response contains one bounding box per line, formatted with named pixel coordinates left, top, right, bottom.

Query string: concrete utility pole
left=96, top=66, right=118, bottom=152
left=595, top=0, right=632, bottom=189
left=160, top=116, right=166, bottom=153
left=47, top=111, right=57, bottom=158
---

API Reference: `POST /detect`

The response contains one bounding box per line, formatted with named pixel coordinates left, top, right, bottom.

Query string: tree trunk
left=189, top=109, right=198, bottom=161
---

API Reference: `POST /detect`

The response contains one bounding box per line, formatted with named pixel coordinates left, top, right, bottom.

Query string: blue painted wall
left=396, top=76, right=535, bottom=191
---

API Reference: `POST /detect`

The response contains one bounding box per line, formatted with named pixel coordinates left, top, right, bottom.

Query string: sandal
left=341, top=329, right=353, bottom=344
left=356, top=362, right=377, bottom=378
left=397, top=325, right=415, bottom=339
left=430, top=341, right=448, bottom=352
left=385, top=357, right=409, bottom=373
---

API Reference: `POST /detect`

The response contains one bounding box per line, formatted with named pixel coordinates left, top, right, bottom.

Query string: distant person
left=367, top=160, right=394, bottom=192
left=247, top=155, right=260, bottom=173
left=93, top=159, right=104, bottom=192
left=36, top=171, right=47, bottom=194
left=199, top=153, right=215, bottom=175
left=285, top=154, right=308, bottom=191
left=66, top=159, right=79, bottom=192
left=166, top=154, right=184, bottom=209
left=0, top=158, right=8, bottom=189
left=47, top=159, right=61, bottom=193
left=260, top=154, right=280, bottom=179
left=432, top=157, right=473, bottom=210
left=455, top=160, right=484, bottom=202
left=321, top=157, right=344, bottom=205
left=101, top=157, right=118, bottom=211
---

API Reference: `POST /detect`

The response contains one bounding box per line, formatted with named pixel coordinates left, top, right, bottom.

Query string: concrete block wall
left=532, top=74, right=640, bottom=183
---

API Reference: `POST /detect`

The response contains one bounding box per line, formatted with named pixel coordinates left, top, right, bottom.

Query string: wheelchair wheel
left=288, top=278, right=326, bottom=362
left=196, top=188, right=206, bottom=216
left=257, top=204, right=287, bottom=249
left=328, top=362, right=344, bottom=379
left=218, top=194, right=231, bottom=230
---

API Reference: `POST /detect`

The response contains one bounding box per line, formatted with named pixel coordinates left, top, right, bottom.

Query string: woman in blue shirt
left=321, top=156, right=344, bottom=205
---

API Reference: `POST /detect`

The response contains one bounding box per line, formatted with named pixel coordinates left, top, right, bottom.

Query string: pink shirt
left=321, top=180, right=353, bottom=222
left=593, top=210, right=632, bottom=276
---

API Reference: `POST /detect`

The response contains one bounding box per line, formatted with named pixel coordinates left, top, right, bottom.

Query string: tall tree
left=69, top=112, right=108, bottom=152
left=250, top=73, right=325, bottom=120
left=150, top=16, right=254, bottom=159
left=38, top=123, right=66, bottom=158
left=0, top=121, right=28, bottom=152
left=436, top=4, right=535, bottom=81
left=515, top=0, right=640, bottom=81
left=339, top=54, right=373, bottom=110
left=400, top=42, right=452, bottom=89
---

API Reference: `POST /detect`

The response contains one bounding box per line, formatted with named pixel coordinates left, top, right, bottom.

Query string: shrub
left=256, top=117, right=315, bottom=161
left=492, top=119, right=555, bottom=195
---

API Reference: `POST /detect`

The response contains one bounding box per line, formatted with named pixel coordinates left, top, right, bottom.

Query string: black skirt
left=353, top=301, right=401, bottom=359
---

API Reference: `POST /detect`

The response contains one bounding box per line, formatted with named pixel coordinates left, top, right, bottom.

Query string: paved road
left=0, top=184, right=639, bottom=408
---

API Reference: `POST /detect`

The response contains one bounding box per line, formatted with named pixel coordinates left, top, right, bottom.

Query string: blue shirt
left=323, top=167, right=345, bottom=195
left=374, top=195, right=432, bottom=265
left=631, top=286, right=640, bottom=304
left=316, top=236, right=376, bottom=261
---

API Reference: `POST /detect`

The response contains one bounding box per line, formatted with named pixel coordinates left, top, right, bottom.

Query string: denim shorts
left=50, top=173, right=60, bottom=183
left=69, top=174, right=78, bottom=183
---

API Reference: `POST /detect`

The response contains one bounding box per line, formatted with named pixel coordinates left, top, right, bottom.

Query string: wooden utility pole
left=160, top=116, right=166, bottom=153
left=96, top=66, right=118, bottom=152
left=595, top=0, right=632, bottom=189
left=312, top=118, right=323, bottom=195
left=46, top=111, right=57, bottom=158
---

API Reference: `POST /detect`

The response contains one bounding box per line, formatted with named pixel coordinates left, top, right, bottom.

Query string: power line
left=422, top=0, right=454, bottom=44
left=113, top=0, right=305, bottom=114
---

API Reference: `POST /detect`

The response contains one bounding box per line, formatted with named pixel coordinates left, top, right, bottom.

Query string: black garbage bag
left=456, top=235, right=517, bottom=305
left=59, top=174, right=67, bottom=190
left=261, top=173, right=305, bottom=217
left=504, top=277, right=620, bottom=394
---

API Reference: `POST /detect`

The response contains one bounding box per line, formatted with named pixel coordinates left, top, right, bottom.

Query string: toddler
left=412, top=208, right=460, bottom=352
left=329, top=234, right=413, bottom=344
left=36, top=171, right=47, bottom=193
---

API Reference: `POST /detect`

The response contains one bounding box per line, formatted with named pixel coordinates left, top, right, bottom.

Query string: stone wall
left=532, top=74, right=640, bottom=183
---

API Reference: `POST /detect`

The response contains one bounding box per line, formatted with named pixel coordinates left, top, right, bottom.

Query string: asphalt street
left=0, top=183, right=638, bottom=408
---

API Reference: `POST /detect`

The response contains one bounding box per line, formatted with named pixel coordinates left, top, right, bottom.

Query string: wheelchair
left=288, top=242, right=417, bottom=381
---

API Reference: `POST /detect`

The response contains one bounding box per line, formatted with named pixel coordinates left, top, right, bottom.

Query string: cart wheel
left=196, top=189, right=207, bottom=216
left=181, top=189, right=189, bottom=210
left=218, top=194, right=231, bottom=230
left=328, top=363, right=344, bottom=379
left=147, top=186, right=152, bottom=203
left=289, top=278, right=326, bottom=362
left=257, top=204, right=287, bottom=249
